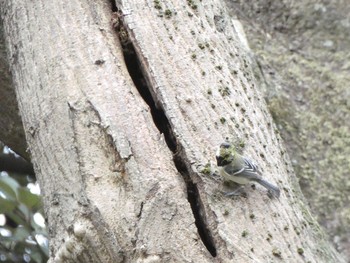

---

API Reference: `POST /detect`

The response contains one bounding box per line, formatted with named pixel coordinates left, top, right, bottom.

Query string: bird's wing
left=231, top=157, right=261, bottom=180
left=243, top=157, right=259, bottom=173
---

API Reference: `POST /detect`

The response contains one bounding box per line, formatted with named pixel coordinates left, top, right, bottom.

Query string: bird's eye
left=220, top=142, right=231, bottom=149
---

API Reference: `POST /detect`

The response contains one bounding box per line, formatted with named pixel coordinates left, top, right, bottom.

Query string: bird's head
left=216, top=142, right=235, bottom=166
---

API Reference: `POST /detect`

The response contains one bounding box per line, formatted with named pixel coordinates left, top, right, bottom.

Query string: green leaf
left=13, top=226, right=31, bottom=242
left=17, top=187, right=40, bottom=209
left=17, top=203, right=31, bottom=222
left=30, top=250, right=44, bottom=263
left=0, top=197, right=17, bottom=213
left=39, top=241, right=49, bottom=258
left=6, top=210, right=28, bottom=227
left=0, top=226, right=13, bottom=239
left=0, top=176, right=19, bottom=201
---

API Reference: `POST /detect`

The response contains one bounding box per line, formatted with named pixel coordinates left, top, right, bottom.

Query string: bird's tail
left=255, top=178, right=280, bottom=197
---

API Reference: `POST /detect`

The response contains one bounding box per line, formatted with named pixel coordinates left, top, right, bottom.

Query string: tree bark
left=0, top=0, right=344, bottom=262
left=0, top=19, right=28, bottom=159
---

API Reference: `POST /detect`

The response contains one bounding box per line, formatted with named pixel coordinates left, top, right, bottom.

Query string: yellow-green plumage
left=216, top=142, right=280, bottom=197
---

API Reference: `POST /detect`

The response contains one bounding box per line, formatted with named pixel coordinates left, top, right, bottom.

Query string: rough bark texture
left=225, top=1, right=350, bottom=259
left=0, top=20, right=28, bottom=159
left=0, top=0, right=344, bottom=262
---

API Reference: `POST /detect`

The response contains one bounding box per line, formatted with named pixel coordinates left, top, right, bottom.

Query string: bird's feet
left=224, top=187, right=247, bottom=198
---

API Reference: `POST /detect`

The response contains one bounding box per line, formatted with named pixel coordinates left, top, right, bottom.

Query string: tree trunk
left=0, top=19, right=27, bottom=159
left=0, top=0, right=344, bottom=262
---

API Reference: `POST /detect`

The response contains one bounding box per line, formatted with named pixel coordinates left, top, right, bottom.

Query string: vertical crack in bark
left=110, top=3, right=217, bottom=257
left=173, top=149, right=217, bottom=257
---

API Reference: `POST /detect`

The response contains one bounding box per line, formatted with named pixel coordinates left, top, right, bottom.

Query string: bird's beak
left=216, top=155, right=230, bottom=166
left=216, top=142, right=232, bottom=166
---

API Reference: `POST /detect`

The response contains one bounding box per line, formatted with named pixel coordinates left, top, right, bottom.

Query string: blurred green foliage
left=0, top=147, right=48, bottom=262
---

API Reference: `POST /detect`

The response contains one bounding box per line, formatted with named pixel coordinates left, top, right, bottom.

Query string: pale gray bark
left=0, top=20, right=28, bottom=159
left=0, top=0, right=343, bottom=262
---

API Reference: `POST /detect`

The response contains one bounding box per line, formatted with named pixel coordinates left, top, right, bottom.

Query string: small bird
left=216, top=141, right=280, bottom=197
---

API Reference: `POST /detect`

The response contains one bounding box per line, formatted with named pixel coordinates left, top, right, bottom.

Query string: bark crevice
left=110, top=2, right=217, bottom=257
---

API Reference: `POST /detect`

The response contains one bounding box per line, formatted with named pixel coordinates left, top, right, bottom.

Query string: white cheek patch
left=215, top=147, right=221, bottom=159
